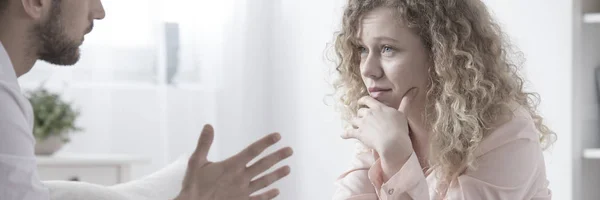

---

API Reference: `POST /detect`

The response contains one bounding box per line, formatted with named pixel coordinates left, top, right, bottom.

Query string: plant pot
left=35, top=135, right=67, bottom=156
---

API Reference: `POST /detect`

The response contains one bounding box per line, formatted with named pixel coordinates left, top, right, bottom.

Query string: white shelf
left=36, top=153, right=150, bottom=166
left=583, top=148, right=600, bottom=159
left=19, top=81, right=216, bottom=92
left=584, top=13, right=600, bottom=23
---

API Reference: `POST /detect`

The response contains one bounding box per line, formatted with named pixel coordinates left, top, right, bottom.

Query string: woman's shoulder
left=475, top=104, right=540, bottom=157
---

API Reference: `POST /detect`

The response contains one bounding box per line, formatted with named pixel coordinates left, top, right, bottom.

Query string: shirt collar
left=0, top=41, right=20, bottom=87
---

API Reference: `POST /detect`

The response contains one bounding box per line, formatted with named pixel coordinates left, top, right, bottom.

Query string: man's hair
left=0, top=0, right=7, bottom=14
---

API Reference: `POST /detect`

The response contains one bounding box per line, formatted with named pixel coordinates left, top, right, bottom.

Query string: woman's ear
left=20, top=0, right=50, bottom=20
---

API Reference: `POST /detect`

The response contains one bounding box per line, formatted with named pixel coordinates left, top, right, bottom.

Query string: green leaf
left=24, top=87, right=83, bottom=141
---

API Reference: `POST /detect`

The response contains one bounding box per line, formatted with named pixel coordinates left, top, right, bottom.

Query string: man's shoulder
left=0, top=78, right=30, bottom=115
left=0, top=74, right=35, bottom=140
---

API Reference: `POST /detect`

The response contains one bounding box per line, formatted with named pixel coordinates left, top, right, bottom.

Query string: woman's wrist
left=379, top=145, right=412, bottom=181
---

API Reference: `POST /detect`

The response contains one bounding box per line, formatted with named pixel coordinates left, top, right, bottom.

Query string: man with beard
left=0, top=1, right=293, bottom=200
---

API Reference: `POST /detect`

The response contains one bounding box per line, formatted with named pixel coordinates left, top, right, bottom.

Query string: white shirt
left=0, top=42, right=50, bottom=200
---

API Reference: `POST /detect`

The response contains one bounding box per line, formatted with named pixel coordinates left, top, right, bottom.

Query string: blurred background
left=17, top=0, right=600, bottom=199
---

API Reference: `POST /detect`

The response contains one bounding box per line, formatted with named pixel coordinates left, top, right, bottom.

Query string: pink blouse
left=333, top=107, right=552, bottom=200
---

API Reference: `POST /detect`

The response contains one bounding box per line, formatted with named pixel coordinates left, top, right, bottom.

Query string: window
left=19, top=0, right=231, bottom=90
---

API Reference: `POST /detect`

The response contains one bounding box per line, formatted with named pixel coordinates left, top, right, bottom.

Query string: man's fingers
left=246, top=147, right=293, bottom=177
left=398, top=87, right=418, bottom=113
left=192, top=124, right=215, bottom=161
left=249, top=188, right=280, bottom=200
left=249, top=166, right=291, bottom=193
left=230, top=133, right=282, bottom=165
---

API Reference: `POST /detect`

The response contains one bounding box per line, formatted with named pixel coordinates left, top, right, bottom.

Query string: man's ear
left=20, top=0, right=50, bottom=20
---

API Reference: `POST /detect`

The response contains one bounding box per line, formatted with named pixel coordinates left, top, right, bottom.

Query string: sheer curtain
left=19, top=0, right=160, bottom=85
left=214, top=1, right=354, bottom=199
left=18, top=0, right=227, bottom=179
left=18, top=0, right=167, bottom=179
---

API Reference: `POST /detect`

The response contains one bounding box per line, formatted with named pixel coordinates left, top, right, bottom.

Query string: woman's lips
left=369, top=89, right=392, bottom=99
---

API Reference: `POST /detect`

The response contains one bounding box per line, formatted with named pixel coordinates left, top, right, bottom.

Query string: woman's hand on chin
left=342, top=88, right=418, bottom=181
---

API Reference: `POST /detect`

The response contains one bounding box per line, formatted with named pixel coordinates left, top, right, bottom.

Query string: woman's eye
left=358, top=46, right=368, bottom=60
left=382, top=46, right=394, bottom=53
left=358, top=46, right=368, bottom=54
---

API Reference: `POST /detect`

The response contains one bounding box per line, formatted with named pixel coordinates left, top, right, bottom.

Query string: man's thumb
left=193, top=124, right=215, bottom=160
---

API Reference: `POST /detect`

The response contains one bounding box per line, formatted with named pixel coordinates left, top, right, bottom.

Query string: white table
left=37, top=154, right=150, bottom=186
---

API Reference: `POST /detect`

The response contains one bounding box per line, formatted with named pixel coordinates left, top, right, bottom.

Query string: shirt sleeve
left=367, top=152, right=429, bottom=200
left=365, top=137, right=551, bottom=200
left=332, top=144, right=378, bottom=200
left=0, top=81, right=50, bottom=200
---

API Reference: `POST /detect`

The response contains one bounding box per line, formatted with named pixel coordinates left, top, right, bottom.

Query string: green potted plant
left=25, top=87, right=82, bottom=155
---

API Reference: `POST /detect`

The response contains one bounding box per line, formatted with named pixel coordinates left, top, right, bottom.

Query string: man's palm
left=177, top=125, right=293, bottom=200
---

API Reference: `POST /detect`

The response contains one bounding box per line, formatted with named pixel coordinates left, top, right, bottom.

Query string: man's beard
left=33, top=0, right=82, bottom=66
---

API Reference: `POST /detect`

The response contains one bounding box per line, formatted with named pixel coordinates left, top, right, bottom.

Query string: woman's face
left=356, top=7, right=429, bottom=114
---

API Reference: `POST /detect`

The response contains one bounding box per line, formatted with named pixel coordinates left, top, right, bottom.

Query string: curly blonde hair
left=331, top=0, right=555, bottom=186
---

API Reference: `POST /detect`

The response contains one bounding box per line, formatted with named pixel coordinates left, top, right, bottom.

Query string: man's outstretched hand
left=175, top=124, right=293, bottom=200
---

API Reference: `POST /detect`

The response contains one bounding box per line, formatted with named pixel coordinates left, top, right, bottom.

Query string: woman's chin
left=379, top=100, right=396, bottom=108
